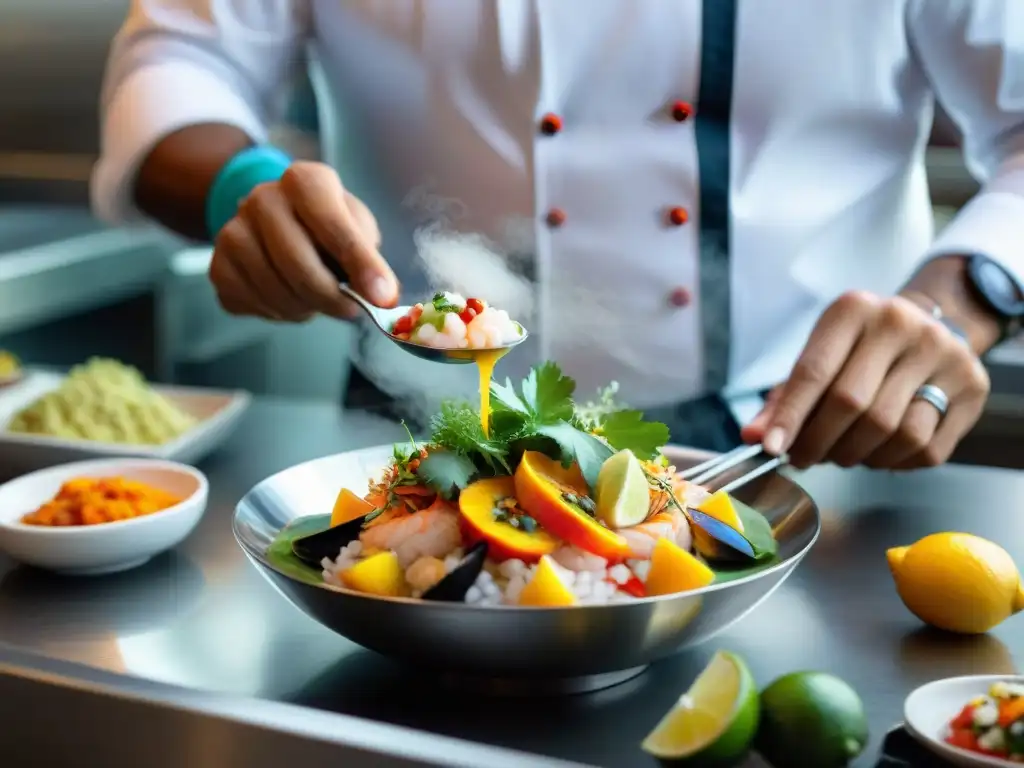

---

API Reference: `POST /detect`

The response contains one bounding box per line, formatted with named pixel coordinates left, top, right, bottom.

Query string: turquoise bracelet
left=205, top=145, right=292, bottom=241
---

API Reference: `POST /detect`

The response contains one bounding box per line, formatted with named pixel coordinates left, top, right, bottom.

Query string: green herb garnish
left=415, top=450, right=478, bottom=499
left=408, top=361, right=670, bottom=498
left=431, top=292, right=462, bottom=314
left=427, top=402, right=510, bottom=472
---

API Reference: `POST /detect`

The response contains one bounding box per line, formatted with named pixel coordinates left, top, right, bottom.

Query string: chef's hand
left=209, top=161, right=398, bottom=321
left=742, top=290, right=990, bottom=470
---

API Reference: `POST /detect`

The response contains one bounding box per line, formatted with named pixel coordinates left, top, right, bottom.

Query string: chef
left=92, top=1, right=1024, bottom=470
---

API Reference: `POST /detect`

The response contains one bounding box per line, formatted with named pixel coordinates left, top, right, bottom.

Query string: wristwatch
left=964, top=253, right=1024, bottom=342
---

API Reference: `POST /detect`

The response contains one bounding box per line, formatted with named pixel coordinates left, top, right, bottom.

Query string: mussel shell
left=421, top=541, right=488, bottom=602
left=687, top=508, right=756, bottom=561
left=291, top=514, right=367, bottom=568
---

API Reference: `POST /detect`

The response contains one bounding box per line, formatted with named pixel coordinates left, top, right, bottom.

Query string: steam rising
left=350, top=189, right=539, bottom=428
left=350, top=191, right=661, bottom=427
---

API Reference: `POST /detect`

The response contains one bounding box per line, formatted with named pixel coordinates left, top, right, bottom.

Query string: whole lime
left=755, top=671, right=868, bottom=768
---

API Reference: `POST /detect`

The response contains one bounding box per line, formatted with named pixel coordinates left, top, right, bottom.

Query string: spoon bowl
left=319, top=252, right=528, bottom=364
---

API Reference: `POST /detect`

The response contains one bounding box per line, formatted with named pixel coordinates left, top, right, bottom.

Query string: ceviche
left=269, top=362, right=779, bottom=606
left=947, top=681, right=1024, bottom=760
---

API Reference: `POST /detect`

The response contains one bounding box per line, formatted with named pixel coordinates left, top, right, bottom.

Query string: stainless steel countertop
left=1, top=398, right=1023, bottom=766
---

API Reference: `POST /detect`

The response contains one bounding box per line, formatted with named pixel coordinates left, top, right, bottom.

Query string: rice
left=322, top=539, right=655, bottom=606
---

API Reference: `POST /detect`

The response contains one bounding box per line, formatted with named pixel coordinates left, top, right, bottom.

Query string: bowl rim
left=0, top=457, right=209, bottom=534
left=233, top=443, right=822, bottom=611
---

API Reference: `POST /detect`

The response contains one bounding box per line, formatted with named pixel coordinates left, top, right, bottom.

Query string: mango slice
left=340, top=551, right=408, bottom=597
left=645, top=538, right=716, bottom=596
left=459, top=476, right=559, bottom=562
left=519, top=555, right=578, bottom=606
left=514, top=451, right=631, bottom=560
left=695, top=490, right=744, bottom=533
left=330, top=487, right=374, bottom=528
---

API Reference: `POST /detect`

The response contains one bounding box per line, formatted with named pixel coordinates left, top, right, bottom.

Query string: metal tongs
left=677, top=444, right=789, bottom=494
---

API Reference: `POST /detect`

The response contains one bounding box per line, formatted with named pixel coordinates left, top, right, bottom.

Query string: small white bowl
left=0, top=458, right=208, bottom=575
left=905, top=674, right=1024, bottom=767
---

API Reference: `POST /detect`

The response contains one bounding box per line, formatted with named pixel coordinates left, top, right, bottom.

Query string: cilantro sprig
left=410, top=361, right=670, bottom=497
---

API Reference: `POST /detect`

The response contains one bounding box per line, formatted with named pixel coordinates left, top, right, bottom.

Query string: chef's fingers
left=891, top=360, right=989, bottom=471
left=345, top=191, right=382, bottom=249
left=826, top=342, right=938, bottom=468
left=862, top=369, right=966, bottom=469
left=280, top=161, right=399, bottom=308
left=239, top=182, right=351, bottom=320
left=762, top=291, right=875, bottom=456
left=786, top=324, right=904, bottom=469
left=740, top=386, right=782, bottom=444
left=209, top=233, right=279, bottom=320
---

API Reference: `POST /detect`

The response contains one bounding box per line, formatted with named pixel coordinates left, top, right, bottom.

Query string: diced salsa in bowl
left=390, top=293, right=522, bottom=350
left=947, top=681, right=1024, bottom=760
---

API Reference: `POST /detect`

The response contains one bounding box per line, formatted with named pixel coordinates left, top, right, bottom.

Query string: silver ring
left=913, top=383, right=950, bottom=417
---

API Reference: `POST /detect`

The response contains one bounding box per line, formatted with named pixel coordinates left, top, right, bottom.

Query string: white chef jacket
left=92, top=0, right=1024, bottom=421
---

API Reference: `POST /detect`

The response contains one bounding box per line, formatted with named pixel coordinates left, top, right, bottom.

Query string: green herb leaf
left=491, top=361, right=575, bottom=424
left=428, top=401, right=510, bottom=471
left=535, top=421, right=614, bottom=491
left=599, top=409, right=670, bottom=460
left=431, top=292, right=461, bottom=313
left=265, top=515, right=330, bottom=584
left=731, top=497, right=778, bottom=561
left=416, top=450, right=479, bottom=498
left=521, top=361, right=576, bottom=423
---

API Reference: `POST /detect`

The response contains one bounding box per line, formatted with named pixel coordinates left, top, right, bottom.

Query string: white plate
left=905, top=674, right=1024, bottom=766
left=0, top=370, right=250, bottom=474
left=0, top=458, right=209, bottom=575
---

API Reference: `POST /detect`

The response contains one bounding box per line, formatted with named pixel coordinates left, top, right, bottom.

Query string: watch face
left=970, top=255, right=1024, bottom=318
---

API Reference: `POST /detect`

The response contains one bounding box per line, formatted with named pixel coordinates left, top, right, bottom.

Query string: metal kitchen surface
left=1, top=399, right=1023, bottom=767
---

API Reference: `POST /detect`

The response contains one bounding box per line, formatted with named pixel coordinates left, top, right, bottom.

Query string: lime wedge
left=642, top=650, right=759, bottom=765
left=595, top=449, right=650, bottom=528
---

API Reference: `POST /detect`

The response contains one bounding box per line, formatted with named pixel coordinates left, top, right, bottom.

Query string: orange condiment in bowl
left=21, top=477, right=182, bottom=527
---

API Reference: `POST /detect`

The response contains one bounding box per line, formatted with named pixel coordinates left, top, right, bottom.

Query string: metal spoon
left=319, top=250, right=528, bottom=365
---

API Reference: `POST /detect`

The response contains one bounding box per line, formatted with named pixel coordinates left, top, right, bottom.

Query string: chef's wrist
left=900, top=255, right=1002, bottom=356
left=205, top=145, right=293, bottom=241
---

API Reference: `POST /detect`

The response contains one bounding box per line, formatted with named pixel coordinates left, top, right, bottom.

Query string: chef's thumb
left=340, top=193, right=397, bottom=307
left=740, top=387, right=782, bottom=444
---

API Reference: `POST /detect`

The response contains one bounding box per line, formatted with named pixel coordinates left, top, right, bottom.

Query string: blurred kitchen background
left=0, top=0, right=1020, bottom=463
left=0, top=0, right=355, bottom=400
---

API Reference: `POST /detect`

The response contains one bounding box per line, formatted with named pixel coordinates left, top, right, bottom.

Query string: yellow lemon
left=887, top=532, right=1024, bottom=634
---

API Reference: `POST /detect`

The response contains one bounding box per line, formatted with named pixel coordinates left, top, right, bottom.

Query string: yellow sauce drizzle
left=474, top=348, right=508, bottom=437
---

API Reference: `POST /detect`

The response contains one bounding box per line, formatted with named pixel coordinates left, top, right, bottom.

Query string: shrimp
left=551, top=545, right=608, bottom=573
left=405, top=556, right=448, bottom=593
left=359, top=501, right=461, bottom=568
left=618, top=508, right=693, bottom=559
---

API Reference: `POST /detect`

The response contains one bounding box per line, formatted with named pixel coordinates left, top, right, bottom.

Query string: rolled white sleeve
left=908, top=0, right=1024, bottom=280
left=91, top=0, right=310, bottom=225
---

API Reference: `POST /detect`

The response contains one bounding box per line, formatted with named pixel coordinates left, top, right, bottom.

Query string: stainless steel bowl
left=233, top=444, right=820, bottom=694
